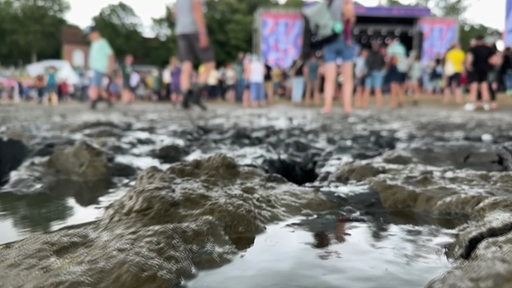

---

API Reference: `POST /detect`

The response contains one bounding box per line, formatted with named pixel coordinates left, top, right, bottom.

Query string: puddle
left=0, top=187, right=127, bottom=245
left=187, top=218, right=453, bottom=288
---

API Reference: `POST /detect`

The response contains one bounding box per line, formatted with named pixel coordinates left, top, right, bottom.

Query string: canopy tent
left=25, top=60, right=80, bottom=85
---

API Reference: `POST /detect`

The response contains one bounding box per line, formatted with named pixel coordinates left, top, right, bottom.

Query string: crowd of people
left=0, top=0, right=509, bottom=113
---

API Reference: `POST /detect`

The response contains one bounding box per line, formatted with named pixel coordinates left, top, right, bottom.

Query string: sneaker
left=483, top=102, right=491, bottom=111
left=464, top=102, right=476, bottom=111
left=90, top=99, right=98, bottom=110
left=192, top=87, right=207, bottom=111
left=182, top=90, right=192, bottom=110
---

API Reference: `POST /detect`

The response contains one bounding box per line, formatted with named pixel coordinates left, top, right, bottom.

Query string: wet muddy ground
left=1, top=102, right=512, bottom=288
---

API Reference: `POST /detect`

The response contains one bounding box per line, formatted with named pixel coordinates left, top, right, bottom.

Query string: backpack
left=301, top=0, right=342, bottom=59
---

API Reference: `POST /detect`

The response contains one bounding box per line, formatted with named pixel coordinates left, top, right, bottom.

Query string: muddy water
left=1, top=103, right=512, bottom=287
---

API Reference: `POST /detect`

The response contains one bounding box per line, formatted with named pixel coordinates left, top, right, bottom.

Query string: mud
left=0, top=154, right=332, bottom=288
left=1, top=103, right=512, bottom=287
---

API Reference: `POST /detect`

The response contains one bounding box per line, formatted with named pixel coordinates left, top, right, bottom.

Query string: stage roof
left=356, top=5, right=431, bottom=18
left=303, top=1, right=431, bottom=18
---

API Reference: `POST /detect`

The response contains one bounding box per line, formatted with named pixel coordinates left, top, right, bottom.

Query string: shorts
left=177, top=33, right=215, bottom=63
left=447, top=73, right=461, bottom=87
left=365, top=70, right=384, bottom=89
left=468, top=70, right=488, bottom=84
left=92, top=71, right=105, bottom=88
left=388, top=66, right=406, bottom=84
left=250, top=82, right=265, bottom=102
left=355, top=76, right=365, bottom=87
left=225, top=84, right=235, bottom=91
left=322, top=38, right=355, bottom=63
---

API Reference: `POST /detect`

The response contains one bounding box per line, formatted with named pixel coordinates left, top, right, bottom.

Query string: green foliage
left=0, top=0, right=69, bottom=65
left=0, top=0, right=500, bottom=67
left=93, top=2, right=144, bottom=59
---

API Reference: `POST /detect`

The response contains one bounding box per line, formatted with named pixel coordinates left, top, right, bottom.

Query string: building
left=61, top=26, right=88, bottom=69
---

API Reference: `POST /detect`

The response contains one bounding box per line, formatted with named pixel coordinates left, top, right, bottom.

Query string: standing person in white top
left=224, top=63, right=237, bottom=103
left=249, top=55, right=265, bottom=107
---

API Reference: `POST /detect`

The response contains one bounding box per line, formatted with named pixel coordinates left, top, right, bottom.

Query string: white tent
left=26, top=60, right=80, bottom=85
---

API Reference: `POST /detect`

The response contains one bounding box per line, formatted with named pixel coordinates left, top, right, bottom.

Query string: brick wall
left=62, top=44, right=89, bottom=68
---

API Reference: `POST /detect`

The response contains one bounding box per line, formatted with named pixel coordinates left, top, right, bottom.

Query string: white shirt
left=162, top=67, right=171, bottom=84
left=225, top=68, right=236, bottom=85
left=249, top=61, right=264, bottom=83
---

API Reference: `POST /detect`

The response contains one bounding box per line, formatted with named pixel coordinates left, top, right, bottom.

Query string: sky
left=65, top=0, right=505, bottom=31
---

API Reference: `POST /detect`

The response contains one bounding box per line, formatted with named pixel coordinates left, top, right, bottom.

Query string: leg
left=362, top=86, right=370, bottom=109
left=305, top=80, right=312, bottom=106
left=479, top=81, right=490, bottom=103
left=181, top=61, right=193, bottom=93
left=375, top=88, right=383, bottom=108
left=389, top=82, right=397, bottom=108
left=322, top=62, right=337, bottom=113
left=313, top=80, right=321, bottom=105
left=243, top=84, right=250, bottom=108
left=443, top=77, right=451, bottom=103
left=341, top=62, right=354, bottom=113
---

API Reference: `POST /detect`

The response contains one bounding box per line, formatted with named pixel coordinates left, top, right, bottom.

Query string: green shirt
left=387, top=42, right=408, bottom=72
left=89, top=38, right=113, bottom=73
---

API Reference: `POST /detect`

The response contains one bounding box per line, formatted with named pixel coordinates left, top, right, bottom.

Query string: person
left=443, top=43, right=465, bottom=104
left=386, top=37, right=408, bottom=108
left=363, top=42, right=386, bottom=108
left=174, top=0, right=215, bottom=111
left=46, top=66, right=58, bottom=106
left=430, top=56, right=443, bottom=95
left=162, top=59, right=172, bottom=101
left=121, top=54, right=135, bottom=104
left=224, top=63, right=237, bottom=103
left=249, top=55, right=265, bottom=107
left=243, top=54, right=252, bottom=107
left=485, top=36, right=500, bottom=110
left=169, top=57, right=182, bottom=104
left=206, top=66, right=219, bottom=100
left=290, top=59, right=305, bottom=104
left=465, top=35, right=497, bottom=111
left=322, top=0, right=356, bottom=113
left=500, top=47, right=512, bottom=96
left=353, top=48, right=368, bottom=108
left=234, top=53, right=245, bottom=102
left=264, top=63, right=274, bottom=103
left=407, top=53, right=422, bottom=105
left=304, top=54, right=320, bottom=106
left=85, top=25, right=115, bottom=109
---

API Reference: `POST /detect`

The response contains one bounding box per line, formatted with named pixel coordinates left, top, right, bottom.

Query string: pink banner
left=419, top=18, right=458, bottom=64
left=260, top=12, right=304, bottom=68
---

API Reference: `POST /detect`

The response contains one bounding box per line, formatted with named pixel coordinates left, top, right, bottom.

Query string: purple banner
left=261, top=12, right=303, bottom=68
left=419, top=18, right=458, bottom=64
left=506, top=0, right=512, bottom=47
left=355, top=6, right=431, bottom=17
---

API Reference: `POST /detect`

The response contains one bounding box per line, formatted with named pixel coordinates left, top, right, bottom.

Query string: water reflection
left=187, top=217, right=454, bottom=288
left=0, top=179, right=113, bottom=243
left=0, top=192, right=72, bottom=233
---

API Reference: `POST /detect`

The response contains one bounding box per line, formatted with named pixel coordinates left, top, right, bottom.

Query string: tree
left=0, top=0, right=69, bottom=64
left=93, top=2, right=145, bottom=59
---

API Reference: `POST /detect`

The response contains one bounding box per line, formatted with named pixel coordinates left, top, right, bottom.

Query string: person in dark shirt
left=363, top=42, right=386, bottom=108
left=465, top=35, right=496, bottom=111
left=121, top=54, right=135, bottom=104
left=500, top=47, right=512, bottom=96
left=264, top=63, right=274, bottom=103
